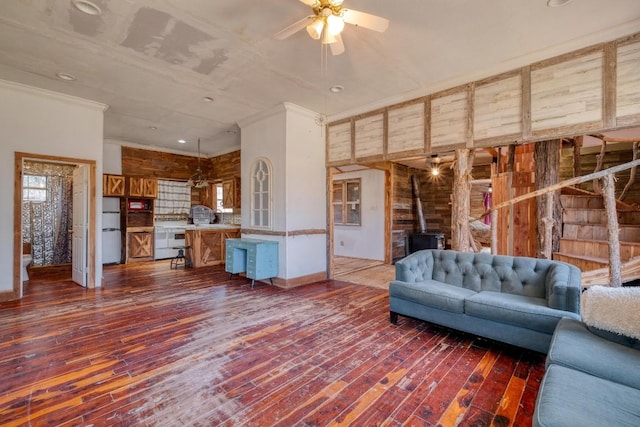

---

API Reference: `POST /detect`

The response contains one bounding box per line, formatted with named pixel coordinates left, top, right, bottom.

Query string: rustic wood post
left=452, top=149, right=473, bottom=251
left=619, top=141, right=639, bottom=201
left=535, top=139, right=561, bottom=259
left=602, top=174, right=622, bottom=287
left=573, top=136, right=583, bottom=178
left=592, top=137, right=607, bottom=195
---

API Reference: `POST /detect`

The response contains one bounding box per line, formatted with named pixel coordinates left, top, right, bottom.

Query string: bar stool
left=170, top=246, right=191, bottom=269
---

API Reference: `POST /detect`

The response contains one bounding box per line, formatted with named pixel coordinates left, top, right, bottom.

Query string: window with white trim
left=251, top=158, right=272, bottom=228
left=23, top=175, right=47, bottom=202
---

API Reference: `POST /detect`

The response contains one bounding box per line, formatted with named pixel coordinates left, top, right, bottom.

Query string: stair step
left=558, top=238, right=640, bottom=261
left=562, top=208, right=640, bottom=226
left=560, top=194, right=604, bottom=209
left=563, top=224, right=640, bottom=241
left=553, top=252, right=608, bottom=271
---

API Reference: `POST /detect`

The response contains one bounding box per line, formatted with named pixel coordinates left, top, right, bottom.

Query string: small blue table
left=225, top=238, right=279, bottom=288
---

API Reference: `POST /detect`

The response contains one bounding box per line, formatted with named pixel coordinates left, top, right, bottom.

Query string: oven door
left=167, top=231, right=186, bottom=248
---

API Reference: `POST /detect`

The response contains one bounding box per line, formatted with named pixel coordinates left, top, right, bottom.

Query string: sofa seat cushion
left=547, top=318, right=640, bottom=390
left=389, top=280, right=476, bottom=314
left=465, top=291, right=577, bottom=334
left=533, top=364, right=640, bottom=427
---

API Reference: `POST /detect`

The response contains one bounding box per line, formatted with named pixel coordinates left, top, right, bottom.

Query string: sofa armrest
left=545, top=262, right=581, bottom=314
left=395, top=250, right=435, bottom=282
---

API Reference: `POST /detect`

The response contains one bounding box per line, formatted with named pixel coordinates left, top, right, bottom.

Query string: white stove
left=154, top=221, right=188, bottom=260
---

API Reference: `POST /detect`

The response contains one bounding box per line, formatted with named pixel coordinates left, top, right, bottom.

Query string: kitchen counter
left=185, top=226, right=240, bottom=267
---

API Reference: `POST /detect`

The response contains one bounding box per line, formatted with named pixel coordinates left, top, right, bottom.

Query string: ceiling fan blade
left=330, top=33, right=345, bottom=55
left=274, top=15, right=315, bottom=40
left=298, top=0, right=319, bottom=6
left=342, top=8, right=389, bottom=32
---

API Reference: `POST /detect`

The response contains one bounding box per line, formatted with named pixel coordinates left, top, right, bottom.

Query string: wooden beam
left=451, top=149, right=474, bottom=251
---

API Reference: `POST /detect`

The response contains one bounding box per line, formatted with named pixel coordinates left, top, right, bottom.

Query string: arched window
left=251, top=158, right=272, bottom=228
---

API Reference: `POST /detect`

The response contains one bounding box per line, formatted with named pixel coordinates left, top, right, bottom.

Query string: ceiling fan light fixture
left=306, top=18, right=324, bottom=40
left=188, top=138, right=209, bottom=188
left=326, top=14, right=345, bottom=36
left=322, top=28, right=337, bottom=44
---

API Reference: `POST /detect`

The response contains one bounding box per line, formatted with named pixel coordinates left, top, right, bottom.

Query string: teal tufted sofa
left=389, top=249, right=582, bottom=353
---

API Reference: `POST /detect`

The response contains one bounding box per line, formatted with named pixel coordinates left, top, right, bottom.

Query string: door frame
left=13, top=152, right=97, bottom=299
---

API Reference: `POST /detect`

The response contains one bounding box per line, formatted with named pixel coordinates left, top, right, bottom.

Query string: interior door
left=72, top=165, right=89, bottom=287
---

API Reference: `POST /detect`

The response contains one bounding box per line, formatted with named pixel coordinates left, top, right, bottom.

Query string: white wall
left=103, top=141, right=122, bottom=174
left=239, top=103, right=326, bottom=281
left=0, top=80, right=106, bottom=294
left=333, top=168, right=385, bottom=261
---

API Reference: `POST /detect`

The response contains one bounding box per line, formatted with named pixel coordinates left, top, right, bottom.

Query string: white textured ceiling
left=0, top=0, right=639, bottom=156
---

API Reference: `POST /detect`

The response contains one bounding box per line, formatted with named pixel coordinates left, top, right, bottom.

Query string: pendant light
left=188, top=138, right=209, bottom=188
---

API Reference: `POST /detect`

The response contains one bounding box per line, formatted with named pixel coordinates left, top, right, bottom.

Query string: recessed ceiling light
left=329, top=85, right=344, bottom=93
left=56, top=72, right=76, bottom=81
left=72, top=0, right=102, bottom=16
left=227, top=129, right=237, bottom=134
left=547, top=0, right=574, bottom=7
left=149, top=126, right=158, bottom=130
left=203, top=96, right=214, bottom=102
left=178, top=139, right=186, bottom=144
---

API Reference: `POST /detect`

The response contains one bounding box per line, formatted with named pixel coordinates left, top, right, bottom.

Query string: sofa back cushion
left=396, top=250, right=567, bottom=298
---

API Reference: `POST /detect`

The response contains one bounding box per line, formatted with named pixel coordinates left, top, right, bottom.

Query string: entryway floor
left=333, top=256, right=395, bottom=290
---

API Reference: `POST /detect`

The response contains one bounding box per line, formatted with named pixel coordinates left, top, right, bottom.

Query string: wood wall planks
left=617, top=38, right=640, bottom=124
left=326, top=31, right=640, bottom=167
left=531, top=50, right=603, bottom=133
left=328, top=121, right=352, bottom=163
left=355, top=113, right=384, bottom=159
left=474, top=75, right=522, bottom=142
left=121, top=147, right=239, bottom=182
left=388, top=101, right=425, bottom=155
left=430, top=89, right=469, bottom=149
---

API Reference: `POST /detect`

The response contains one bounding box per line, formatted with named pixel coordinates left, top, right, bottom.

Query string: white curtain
left=155, top=180, right=191, bottom=215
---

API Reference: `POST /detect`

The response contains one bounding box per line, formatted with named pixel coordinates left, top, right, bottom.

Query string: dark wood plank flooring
left=0, top=262, right=545, bottom=426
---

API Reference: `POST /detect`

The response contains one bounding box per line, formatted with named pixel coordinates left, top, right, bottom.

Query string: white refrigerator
left=102, top=197, right=122, bottom=264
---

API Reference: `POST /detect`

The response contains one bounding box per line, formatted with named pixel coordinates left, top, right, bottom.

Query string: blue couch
left=389, top=250, right=582, bottom=353
left=533, top=317, right=640, bottom=426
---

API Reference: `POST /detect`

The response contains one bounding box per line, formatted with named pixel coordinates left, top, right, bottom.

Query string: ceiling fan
left=274, top=0, right=389, bottom=55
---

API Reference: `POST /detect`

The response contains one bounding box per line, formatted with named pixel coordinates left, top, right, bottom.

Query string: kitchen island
left=184, top=225, right=240, bottom=268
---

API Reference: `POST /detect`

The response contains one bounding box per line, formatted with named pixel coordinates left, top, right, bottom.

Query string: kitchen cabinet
left=185, top=227, right=240, bottom=267
left=222, top=178, right=241, bottom=209
left=128, top=177, right=158, bottom=198
left=103, top=174, right=125, bottom=196
left=126, top=227, right=154, bottom=262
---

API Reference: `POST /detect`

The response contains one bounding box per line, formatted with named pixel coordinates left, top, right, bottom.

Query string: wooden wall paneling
left=531, top=46, right=604, bottom=137
left=387, top=100, right=426, bottom=157
left=209, top=150, right=241, bottom=181
left=473, top=71, right=523, bottom=146
left=327, top=120, right=352, bottom=165
left=354, top=112, right=385, bottom=161
left=121, top=147, right=212, bottom=180
left=616, top=36, right=640, bottom=126
left=424, top=96, right=431, bottom=153
left=603, top=42, right=617, bottom=129
left=430, top=86, right=469, bottom=150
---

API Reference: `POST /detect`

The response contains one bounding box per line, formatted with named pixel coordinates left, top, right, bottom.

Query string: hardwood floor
left=0, top=262, right=545, bottom=426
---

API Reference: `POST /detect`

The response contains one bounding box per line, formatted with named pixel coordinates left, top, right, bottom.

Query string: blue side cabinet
left=225, top=238, right=279, bottom=288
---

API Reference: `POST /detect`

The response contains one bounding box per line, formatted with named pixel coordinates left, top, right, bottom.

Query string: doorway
left=13, top=152, right=96, bottom=299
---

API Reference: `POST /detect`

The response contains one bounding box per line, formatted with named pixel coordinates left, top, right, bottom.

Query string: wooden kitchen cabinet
left=103, top=174, right=125, bottom=196
left=185, top=227, right=240, bottom=267
left=128, top=177, right=158, bottom=198
left=222, top=178, right=241, bottom=209
left=126, top=228, right=154, bottom=262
